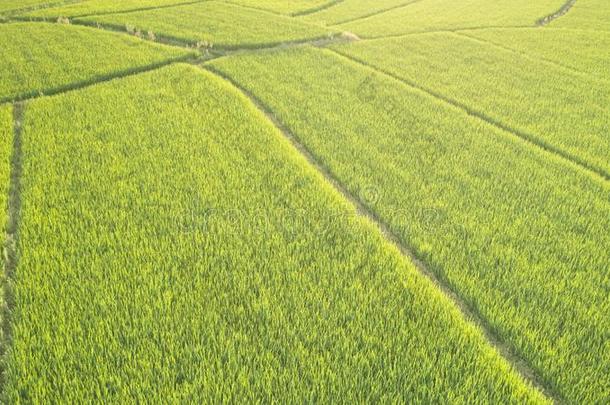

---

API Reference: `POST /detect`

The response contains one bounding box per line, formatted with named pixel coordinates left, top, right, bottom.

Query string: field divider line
left=56, top=0, right=206, bottom=19
left=0, top=102, right=25, bottom=392
left=454, top=31, right=604, bottom=82
left=0, top=0, right=83, bottom=17
left=537, top=0, right=577, bottom=26
left=329, top=0, right=425, bottom=27
left=0, top=54, right=197, bottom=105
left=292, top=0, right=344, bottom=17
left=327, top=48, right=610, bottom=184
left=353, top=25, right=534, bottom=40
left=202, top=64, right=560, bottom=404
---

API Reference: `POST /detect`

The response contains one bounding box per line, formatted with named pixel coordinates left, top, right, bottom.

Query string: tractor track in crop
left=330, top=0, right=426, bottom=26
left=537, top=0, right=577, bottom=26
left=0, top=54, right=197, bottom=105
left=327, top=48, right=610, bottom=183
left=293, top=0, right=344, bottom=17
left=203, top=64, right=562, bottom=405
left=0, top=102, right=25, bottom=392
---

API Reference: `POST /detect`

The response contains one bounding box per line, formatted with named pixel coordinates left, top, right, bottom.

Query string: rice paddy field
left=0, top=0, right=608, bottom=403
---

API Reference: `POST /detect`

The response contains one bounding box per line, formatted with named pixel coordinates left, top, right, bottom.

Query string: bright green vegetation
left=550, top=0, right=610, bottom=31
left=0, top=0, right=63, bottom=14
left=330, top=32, right=610, bottom=178
left=0, top=22, right=193, bottom=102
left=208, top=46, right=610, bottom=404
left=335, top=0, right=565, bottom=37
left=20, top=0, right=201, bottom=18
left=2, top=63, right=545, bottom=403
left=301, top=0, right=417, bottom=25
left=227, top=0, right=334, bottom=15
left=464, top=28, right=610, bottom=80
left=76, top=1, right=334, bottom=49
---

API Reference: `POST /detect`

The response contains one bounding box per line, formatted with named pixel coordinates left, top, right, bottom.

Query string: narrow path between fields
left=537, top=0, right=577, bottom=26
left=293, top=0, right=344, bottom=17
left=203, top=64, right=560, bottom=404
left=0, top=102, right=25, bottom=389
left=0, top=54, right=196, bottom=104
left=329, top=0, right=426, bottom=26
left=455, top=31, right=605, bottom=81
left=328, top=48, right=610, bottom=183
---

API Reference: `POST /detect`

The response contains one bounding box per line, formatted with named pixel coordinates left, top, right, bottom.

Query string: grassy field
left=208, top=46, right=610, bottom=403
left=0, top=22, right=193, bottom=102
left=75, top=1, right=335, bottom=49
left=3, top=64, right=546, bottom=403
left=0, top=0, right=608, bottom=403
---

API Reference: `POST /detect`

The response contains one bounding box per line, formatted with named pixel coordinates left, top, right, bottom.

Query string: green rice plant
left=330, top=32, right=610, bottom=179
left=301, top=0, right=418, bottom=26
left=19, top=0, right=202, bottom=18
left=335, top=0, right=565, bottom=37
left=463, top=27, right=610, bottom=80
left=550, top=0, right=610, bottom=30
left=76, top=1, right=335, bottom=49
left=3, top=63, right=546, bottom=403
left=208, top=46, right=610, bottom=404
left=0, top=22, right=194, bottom=102
left=226, top=0, right=335, bottom=15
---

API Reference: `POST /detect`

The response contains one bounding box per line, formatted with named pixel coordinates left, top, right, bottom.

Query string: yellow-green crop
left=20, top=0, right=205, bottom=18
left=463, top=28, right=610, bottom=81
left=330, top=32, right=610, bottom=179
left=208, top=46, right=610, bottom=403
left=0, top=22, right=194, bottom=102
left=76, top=1, right=335, bottom=49
left=3, top=63, right=546, bottom=403
left=550, top=0, right=610, bottom=30
left=335, top=0, right=565, bottom=37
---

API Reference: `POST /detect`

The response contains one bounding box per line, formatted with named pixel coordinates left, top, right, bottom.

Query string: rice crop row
left=0, top=22, right=194, bottom=102
left=330, top=32, right=610, bottom=179
left=75, top=1, right=335, bottom=49
left=463, top=27, right=610, bottom=80
left=2, top=63, right=545, bottom=403
left=207, top=46, right=610, bottom=404
left=335, top=0, right=565, bottom=37
left=300, top=0, right=418, bottom=25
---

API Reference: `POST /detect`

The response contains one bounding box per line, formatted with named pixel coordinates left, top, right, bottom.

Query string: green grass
left=550, top=0, right=610, bottom=31
left=2, top=63, right=545, bottom=403
left=0, top=22, right=194, bottom=102
left=76, top=1, right=335, bottom=49
left=463, top=27, right=610, bottom=80
left=208, top=46, right=610, bottom=404
left=301, top=0, right=418, bottom=25
left=20, top=0, right=202, bottom=18
left=330, top=32, right=610, bottom=179
left=335, top=0, right=565, bottom=37
left=227, top=0, right=335, bottom=15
